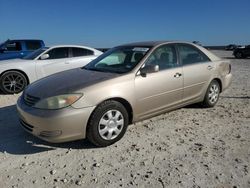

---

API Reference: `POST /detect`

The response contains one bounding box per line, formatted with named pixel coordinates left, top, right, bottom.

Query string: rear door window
left=72, top=47, right=94, bottom=57
left=47, top=48, right=69, bottom=59
left=177, top=44, right=210, bottom=65
left=26, top=41, right=42, bottom=50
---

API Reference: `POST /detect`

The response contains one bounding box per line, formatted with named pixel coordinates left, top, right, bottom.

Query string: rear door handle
left=65, top=62, right=70, bottom=64
left=174, top=73, right=182, bottom=78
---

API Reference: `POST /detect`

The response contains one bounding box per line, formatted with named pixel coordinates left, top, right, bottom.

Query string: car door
left=177, top=44, right=214, bottom=103
left=135, top=44, right=183, bottom=119
left=35, top=47, right=71, bottom=79
left=68, top=47, right=97, bottom=69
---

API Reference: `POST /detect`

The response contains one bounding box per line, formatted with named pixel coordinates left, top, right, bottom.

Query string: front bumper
left=17, top=97, right=95, bottom=143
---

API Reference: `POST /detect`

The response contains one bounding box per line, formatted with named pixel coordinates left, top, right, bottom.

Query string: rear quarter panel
left=213, top=59, right=232, bottom=91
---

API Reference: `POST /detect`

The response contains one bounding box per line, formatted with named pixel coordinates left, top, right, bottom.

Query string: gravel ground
left=0, top=50, right=249, bottom=188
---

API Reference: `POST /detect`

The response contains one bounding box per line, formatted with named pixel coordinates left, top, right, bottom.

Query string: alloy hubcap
left=208, top=84, right=219, bottom=104
left=98, top=110, right=124, bottom=140
left=236, top=52, right=242, bottom=58
left=2, top=74, right=25, bottom=93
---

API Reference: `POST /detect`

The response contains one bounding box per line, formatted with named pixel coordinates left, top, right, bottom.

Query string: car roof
left=121, top=40, right=196, bottom=47
left=120, top=40, right=221, bottom=61
left=8, top=39, right=43, bottom=42
left=47, top=45, right=96, bottom=49
left=45, top=45, right=102, bottom=53
left=121, top=41, right=169, bottom=47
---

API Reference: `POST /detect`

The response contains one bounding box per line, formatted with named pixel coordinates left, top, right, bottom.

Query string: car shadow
left=3, top=95, right=248, bottom=155
left=220, top=96, right=250, bottom=99
left=0, top=88, right=17, bottom=95
left=184, top=103, right=203, bottom=109
left=0, top=105, right=97, bottom=155
left=0, top=89, right=23, bottom=95
left=184, top=96, right=250, bottom=110
left=0, top=89, right=8, bottom=95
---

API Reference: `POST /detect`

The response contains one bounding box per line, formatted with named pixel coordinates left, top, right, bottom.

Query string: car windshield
left=0, top=42, right=4, bottom=48
left=84, top=46, right=151, bottom=73
left=22, top=47, right=49, bottom=60
left=0, top=40, right=8, bottom=48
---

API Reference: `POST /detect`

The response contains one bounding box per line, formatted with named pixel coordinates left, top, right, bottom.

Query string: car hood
left=25, top=68, right=120, bottom=99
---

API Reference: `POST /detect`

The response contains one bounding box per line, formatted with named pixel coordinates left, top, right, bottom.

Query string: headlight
left=34, top=94, right=83, bottom=110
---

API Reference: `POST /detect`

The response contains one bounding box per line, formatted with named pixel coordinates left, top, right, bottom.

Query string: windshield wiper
left=83, top=66, right=123, bottom=74
left=82, top=67, right=104, bottom=72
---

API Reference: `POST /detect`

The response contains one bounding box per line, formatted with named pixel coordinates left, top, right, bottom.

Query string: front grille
left=20, top=119, right=34, bottom=132
left=23, top=93, right=40, bottom=106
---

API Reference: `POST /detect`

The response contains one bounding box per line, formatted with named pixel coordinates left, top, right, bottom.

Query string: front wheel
left=0, top=71, right=28, bottom=94
left=202, top=80, right=220, bottom=108
left=87, top=100, right=129, bottom=147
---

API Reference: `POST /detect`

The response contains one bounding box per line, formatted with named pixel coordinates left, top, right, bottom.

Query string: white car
left=0, top=45, right=102, bottom=94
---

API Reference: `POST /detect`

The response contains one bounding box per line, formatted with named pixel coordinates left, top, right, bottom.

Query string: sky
left=0, top=0, right=250, bottom=48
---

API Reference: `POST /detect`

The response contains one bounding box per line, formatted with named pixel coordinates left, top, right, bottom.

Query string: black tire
left=87, top=100, right=129, bottom=147
left=202, top=80, right=221, bottom=108
left=0, top=71, right=28, bottom=94
left=235, top=51, right=244, bottom=59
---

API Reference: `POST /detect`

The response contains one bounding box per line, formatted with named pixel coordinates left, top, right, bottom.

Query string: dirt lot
left=0, top=50, right=249, bottom=188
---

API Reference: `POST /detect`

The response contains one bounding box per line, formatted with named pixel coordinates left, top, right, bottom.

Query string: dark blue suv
left=0, top=39, right=45, bottom=60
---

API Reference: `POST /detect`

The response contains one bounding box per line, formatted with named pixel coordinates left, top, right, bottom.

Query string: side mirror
left=140, top=65, right=159, bottom=76
left=40, top=54, right=49, bottom=60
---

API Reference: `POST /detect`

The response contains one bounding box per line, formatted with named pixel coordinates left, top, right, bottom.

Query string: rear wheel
left=235, top=51, right=244, bottom=59
left=87, top=100, right=129, bottom=147
left=202, top=80, right=220, bottom=108
left=0, top=71, right=28, bottom=94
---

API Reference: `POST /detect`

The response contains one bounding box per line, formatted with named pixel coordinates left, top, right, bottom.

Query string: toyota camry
left=17, top=41, right=232, bottom=147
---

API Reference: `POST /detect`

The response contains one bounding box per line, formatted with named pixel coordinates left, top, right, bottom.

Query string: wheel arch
left=108, top=97, right=134, bottom=124
left=87, top=97, right=134, bottom=128
left=0, top=69, right=30, bottom=84
left=212, top=78, right=222, bottom=93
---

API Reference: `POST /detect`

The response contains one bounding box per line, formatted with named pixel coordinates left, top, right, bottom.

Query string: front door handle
left=174, top=73, right=182, bottom=78
left=64, top=62, right=70, bottom=64
left=207, top=65, right=214, bottom=70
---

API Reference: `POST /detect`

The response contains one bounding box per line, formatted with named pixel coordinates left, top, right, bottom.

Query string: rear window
left=72, top=47, right=94, bottom=57
left=26, top=41, right=42, bottom=50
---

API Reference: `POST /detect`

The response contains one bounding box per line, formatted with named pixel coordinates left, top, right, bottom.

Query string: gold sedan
left=17, top=41, right=232, bottom=146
